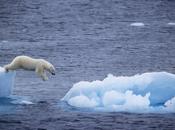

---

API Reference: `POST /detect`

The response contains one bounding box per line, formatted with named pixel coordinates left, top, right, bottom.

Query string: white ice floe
left=167, top=22, right=175, bottom=26
left=1, top=40, right=8, bottom=43
left=0, top=67, right=15, bottom=97
left=62, top=72, right=175, bottom=113
left=130, top=22, right=145, bottom=27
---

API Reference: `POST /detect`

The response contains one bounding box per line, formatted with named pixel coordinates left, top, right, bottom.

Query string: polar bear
left=4, top=56, right=56, bottom=81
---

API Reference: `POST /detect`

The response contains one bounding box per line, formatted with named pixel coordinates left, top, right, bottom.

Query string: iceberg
left=0, top=67, right=15, bottom=97
left=62, top=72, right=175, bottom=113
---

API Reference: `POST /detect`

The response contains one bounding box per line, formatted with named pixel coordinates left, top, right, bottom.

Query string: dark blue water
left=0, top=0, right=175, bottom=129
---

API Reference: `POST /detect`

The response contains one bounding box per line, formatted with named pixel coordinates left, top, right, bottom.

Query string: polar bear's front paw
left=42, top=76, right=48, bottom=81
left=4, top=66, right=9, bottom=73
left=5, top=69, right=9, bottom=72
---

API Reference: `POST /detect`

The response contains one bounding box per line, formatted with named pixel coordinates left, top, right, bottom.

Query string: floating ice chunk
left=0, top=67, right=15, bottom=97
left=167, top=22, right=175, bottom=26
left=62, top=72, right=175, bottom=113
left=1, top=40, right=8, bottom=43
left=130, top=22, right=145, bottom=27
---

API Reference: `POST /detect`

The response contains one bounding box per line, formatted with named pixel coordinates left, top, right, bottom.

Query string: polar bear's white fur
left=4, top=56, right=56, bottom=81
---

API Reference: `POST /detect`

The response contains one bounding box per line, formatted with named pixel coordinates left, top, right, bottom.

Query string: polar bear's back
left=7, top=55, right=53, bottom=71
left=13, top=56, right=38, bottom=70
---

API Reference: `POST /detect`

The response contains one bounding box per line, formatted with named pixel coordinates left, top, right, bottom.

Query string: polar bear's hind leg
left=4, top=57, right=22, bottom=72
left=4, top=63, right=19, bottom=72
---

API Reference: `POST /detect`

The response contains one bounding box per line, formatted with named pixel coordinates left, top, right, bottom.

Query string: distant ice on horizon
left=1, top=40, right=8, bottom=43
left=130, top=22, right=145, bottom=27
left=167, top=22, right=175, bottom=26
left=62, top=72, right=175, bottom=113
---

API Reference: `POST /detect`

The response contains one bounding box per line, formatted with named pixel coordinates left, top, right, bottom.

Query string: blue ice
left=62, top=72, right=175, bottom=113
left=0, top=67, right=15, bottom=97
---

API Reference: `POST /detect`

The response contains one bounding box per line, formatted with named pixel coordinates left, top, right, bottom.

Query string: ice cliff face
left=0, top=67, right=15, bottom=97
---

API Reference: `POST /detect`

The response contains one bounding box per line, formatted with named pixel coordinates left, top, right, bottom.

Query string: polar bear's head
left=48, top=65, right=56, bottom=75
left=43, top=60, right=56, bottom=76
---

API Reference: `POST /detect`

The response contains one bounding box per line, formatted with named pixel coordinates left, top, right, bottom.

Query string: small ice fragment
left=167, top=22, right=175, bottom=26
left=1, top=40, right=8, bottom=43
left=130, top=22, right=145, bottom=27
